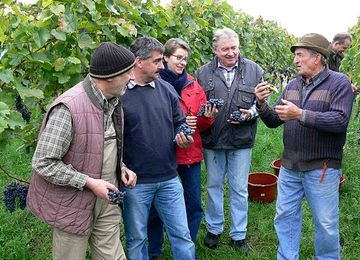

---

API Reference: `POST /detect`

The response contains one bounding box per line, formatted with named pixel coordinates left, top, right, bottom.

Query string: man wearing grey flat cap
left=28, top=42, right=137, bottom=260
left=255, top=33, right=354, bottom=259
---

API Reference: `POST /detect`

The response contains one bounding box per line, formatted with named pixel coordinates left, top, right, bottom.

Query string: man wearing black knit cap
left=28, top=42, right=137, bottom=259
left=255, top=33, right=354, bottom=259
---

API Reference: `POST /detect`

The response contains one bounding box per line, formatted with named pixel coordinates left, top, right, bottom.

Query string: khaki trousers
left=53, top=121, right=125, bottom=259
left=53, top=200, right=125, bottom=260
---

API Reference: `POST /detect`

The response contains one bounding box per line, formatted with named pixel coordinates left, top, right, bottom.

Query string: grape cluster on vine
left=15, top=95, right=31, bottom=123
left=3, top=182, right=29, bottom=213
left=229, top=111, right=246, bottom=122
left=107, top=189, right=126, bottom=207
left=197, top=98, right=225, bottom=116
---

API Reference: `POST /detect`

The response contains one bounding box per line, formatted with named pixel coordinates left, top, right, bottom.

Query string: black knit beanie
left=90, top=42, right=135, bottom=79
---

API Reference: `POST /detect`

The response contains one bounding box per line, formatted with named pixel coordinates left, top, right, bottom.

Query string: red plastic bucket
left=248, top=172, right=278, bottom=203
left=270, top=159, right=281, bottom=176
left=339, top=175, right=345, bottom=192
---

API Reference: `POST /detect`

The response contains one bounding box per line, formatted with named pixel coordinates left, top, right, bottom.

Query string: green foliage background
left=0, top=0, right=298, bottom=150
left=341, top=18, right=360, bottom=85
left=0, top=1, right=359, bottom=259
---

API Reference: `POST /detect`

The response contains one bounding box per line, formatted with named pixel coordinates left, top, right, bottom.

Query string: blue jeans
left=203, top=148, right=251, bottom=240
left=275, top=166, right=341, bottom=260
left=148, top=163, right=203, bottom=256
left=122, top=176, right=195, bottom=260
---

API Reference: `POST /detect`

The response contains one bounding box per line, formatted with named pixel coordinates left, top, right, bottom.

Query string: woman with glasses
left=147, top=38, right=217, bottom=259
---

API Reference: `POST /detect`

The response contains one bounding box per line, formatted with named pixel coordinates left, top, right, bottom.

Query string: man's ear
left=135, top=56, right=142, bottom=68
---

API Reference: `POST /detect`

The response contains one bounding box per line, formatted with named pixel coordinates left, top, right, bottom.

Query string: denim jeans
left=148, top=163, right=203, bottom=256
left=275, top=166, right=341, bottom=260
left=203, top=148, right=251, bottom=240
left=122, top=176, right=195, bottom=260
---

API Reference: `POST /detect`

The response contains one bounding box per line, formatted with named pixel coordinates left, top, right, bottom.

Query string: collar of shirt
left=300, top=67, right=326, bottom=88
left=300, top=67, right=327, bottom=106
left=128, top=80, right=156, bottom=89
left=217, top=62, right=238, bottom=72
left=89, top=76, right=118, bottom=111
left=218, top=62, right=238, bottom=87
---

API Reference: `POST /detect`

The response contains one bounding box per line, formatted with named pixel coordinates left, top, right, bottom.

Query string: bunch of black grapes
left=229, top=111, right=246, bottom=122
left=197, top=98, right=225, bottom=116
left=177, top=123, right=194, bottom=136
left=108, top=189, right=126, bottom=207
left=15, top=95, right=31, bottom=123
left=3, top=182, right=29, bottom=213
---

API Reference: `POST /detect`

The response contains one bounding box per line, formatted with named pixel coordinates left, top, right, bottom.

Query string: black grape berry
left=107, top=189, right=126, bottom=206
left=197, top=98, right=224, bottom=116
left=229, top=111, right=246, bottom=122
left=3, top=182, right=29, bottom=213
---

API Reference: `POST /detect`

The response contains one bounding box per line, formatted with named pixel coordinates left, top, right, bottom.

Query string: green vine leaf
left=50, top=4, right=65, bottom=15
left=51, top=28, right=66, bottom=41
left=67, top=57, right=81, bottom=64
left=33, top=28, right=51, bottom=48
left=78, top=33, right=96, bottom=49
left=0, top=102, right=10, bottom=116
left=105, top=0, right=119, bottom=15
left=0, top=69, right=14, bottom=84
left=16, top=86, right=44, bottom=99
left=82, top=0, right=96, bottom=12
left=0, top=117, right=7, bottom=134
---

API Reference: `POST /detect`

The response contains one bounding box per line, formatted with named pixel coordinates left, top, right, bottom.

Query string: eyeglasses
left=171, top=55, right=188, bottom=63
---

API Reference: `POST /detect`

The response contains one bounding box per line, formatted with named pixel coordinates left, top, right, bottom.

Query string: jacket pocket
left=234, top=85, right=255, bottom=109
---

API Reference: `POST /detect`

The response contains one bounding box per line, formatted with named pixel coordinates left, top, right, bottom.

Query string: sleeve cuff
left=68, top=170, right=89, bottom=190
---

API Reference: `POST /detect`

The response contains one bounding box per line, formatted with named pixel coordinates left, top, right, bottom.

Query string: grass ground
left=1, top=97, right=359, bottom=259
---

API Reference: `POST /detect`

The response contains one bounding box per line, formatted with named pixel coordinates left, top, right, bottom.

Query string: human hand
left=351, top=84, right=359, bottom=94
left=186, top=115, right=197, bottom=129
left=121, top=167, right=137, bottom=188
left=175, top=132, right=194, bottom=148
left=85, top=177, right=117, bottom=203
left=274, top=99, right=302, bottom=121
left=204, top=103, right=218, bottom=118
left=227, top=109, right=250, bottom=124
left=255, top=81, right=272, bottom=105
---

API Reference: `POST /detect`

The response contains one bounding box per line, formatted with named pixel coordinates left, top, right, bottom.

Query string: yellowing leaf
left=54, top=58, right=66, bottom=71
left=42, top=0, right=53, bottom=8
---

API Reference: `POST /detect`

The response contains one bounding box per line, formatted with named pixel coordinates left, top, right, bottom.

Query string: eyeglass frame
left=171, top=54, right=188, bottom=63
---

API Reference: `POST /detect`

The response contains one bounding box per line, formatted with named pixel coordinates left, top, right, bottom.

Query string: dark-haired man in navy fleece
left=255, top=33, right=354, bottom=259
left=120, top=36, right=196, bottom=260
